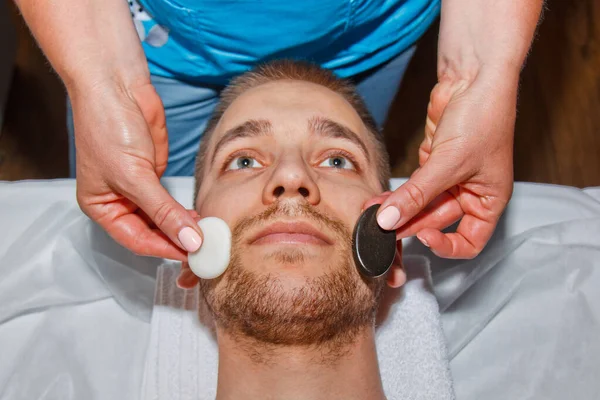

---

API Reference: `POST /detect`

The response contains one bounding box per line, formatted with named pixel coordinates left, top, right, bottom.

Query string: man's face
left=194, top=80, right=390, bottom=345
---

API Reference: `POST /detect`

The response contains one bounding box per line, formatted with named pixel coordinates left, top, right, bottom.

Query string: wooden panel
left=0, top=1, right=68, bottom=180
left=514, top=0, right=600, bottom=187
left=385, top=0, right=600, bottom=188
left=1, top=0, right=599, bottom=187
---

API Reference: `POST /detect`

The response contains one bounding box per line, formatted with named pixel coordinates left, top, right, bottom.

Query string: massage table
left=1, top=178, right=599, bottom=399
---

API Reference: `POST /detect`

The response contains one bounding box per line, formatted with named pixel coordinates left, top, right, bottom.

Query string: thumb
left=123, top=174, right=204, bottom=253
left=376, top=155, right=458, bottom=231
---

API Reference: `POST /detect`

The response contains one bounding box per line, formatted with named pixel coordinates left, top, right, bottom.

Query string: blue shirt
left=132, top=0, right=440, bottom=85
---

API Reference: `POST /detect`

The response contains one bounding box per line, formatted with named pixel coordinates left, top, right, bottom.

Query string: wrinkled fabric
left=141, top=256, right=455, bottom=400
left=438, top=218, right=600, bottom=399
left=0, top=178, right=599, bottom=399
left=132, top=0, right=440, bottom=83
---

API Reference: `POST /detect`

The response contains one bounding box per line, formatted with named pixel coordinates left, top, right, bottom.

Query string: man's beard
left=198, top=201, right=385, bottom=352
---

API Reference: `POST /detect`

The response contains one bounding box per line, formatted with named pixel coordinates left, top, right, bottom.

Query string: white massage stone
left=187, top=217, right=232, bottom=279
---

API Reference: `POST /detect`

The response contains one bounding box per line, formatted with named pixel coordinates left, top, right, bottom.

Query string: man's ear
left=177, top=261, right=200, bottom=289
left=386, top=241, right=406, bottom=288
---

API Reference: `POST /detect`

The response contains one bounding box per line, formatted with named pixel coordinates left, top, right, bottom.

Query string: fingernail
left=377, top=206, right=401, bottom=231
left=178, top=227, right=202, bottom=252
left=417, top=234, right=429, bottom=248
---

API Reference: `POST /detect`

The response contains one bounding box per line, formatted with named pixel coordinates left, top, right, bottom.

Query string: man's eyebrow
left=308, top=116, right=370, bottom=162
left=210, top=119, right=272, bottom=165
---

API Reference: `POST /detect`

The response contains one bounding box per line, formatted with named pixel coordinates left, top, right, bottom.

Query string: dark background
left=1, top=0, right=599, bottom=186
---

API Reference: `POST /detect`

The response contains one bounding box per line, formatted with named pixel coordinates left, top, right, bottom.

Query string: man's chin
left=199, top=246, right=384, bottom=350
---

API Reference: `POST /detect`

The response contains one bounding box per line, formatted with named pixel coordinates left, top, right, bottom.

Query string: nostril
left=273, top=186, right=284, bottom=197
left=298, top=187, right=309, bottom=197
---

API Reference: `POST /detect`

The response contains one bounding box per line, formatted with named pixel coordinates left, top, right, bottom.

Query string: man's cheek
left=320, top=184, right=374, bottom=221
left=197, top=187, right=261, bottom=225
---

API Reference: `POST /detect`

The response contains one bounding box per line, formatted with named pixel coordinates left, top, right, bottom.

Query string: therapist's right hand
left=69, top=79, right=204, bottom=261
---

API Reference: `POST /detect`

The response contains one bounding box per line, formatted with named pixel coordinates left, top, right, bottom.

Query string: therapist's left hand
left=369, top=67, right=518, bottom=259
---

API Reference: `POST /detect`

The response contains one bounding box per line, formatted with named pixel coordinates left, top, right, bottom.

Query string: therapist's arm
left=437, top=0, right=544, bottom=80
left=375, top=0, right=544, bottom=258
left=13, top=0, right=204, bottom=260
left=13, top=0, right=149, bottom=89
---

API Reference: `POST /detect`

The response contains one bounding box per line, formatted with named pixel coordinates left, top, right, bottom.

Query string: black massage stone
left=352, top=204, right=397, bottom=278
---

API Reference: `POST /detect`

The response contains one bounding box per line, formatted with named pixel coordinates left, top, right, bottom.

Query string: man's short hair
left=194, top=60, right=391, bottom=198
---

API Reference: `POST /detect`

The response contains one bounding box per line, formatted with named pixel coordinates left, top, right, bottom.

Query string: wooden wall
left=1, top=0, right=599, bottom=187
left=385, top=0, right=600, bottom=187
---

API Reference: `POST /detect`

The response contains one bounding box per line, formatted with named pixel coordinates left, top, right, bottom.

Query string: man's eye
left=318, top=156, right=356, bottom=170
left=226, top=156, right=264, bottom=171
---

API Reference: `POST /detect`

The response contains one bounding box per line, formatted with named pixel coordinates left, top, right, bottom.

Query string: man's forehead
left=213, top=80, right=368, bottom=140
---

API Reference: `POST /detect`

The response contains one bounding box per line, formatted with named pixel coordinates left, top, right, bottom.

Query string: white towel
left=141, top=256, right=455, bottom=400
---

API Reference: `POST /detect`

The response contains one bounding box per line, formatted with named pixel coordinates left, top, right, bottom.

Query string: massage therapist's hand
left=371, top=68, right=516, bottom=259
left=69, top=79, right=204, bottom=261
left=367, top=0, right=543, bottom=259
left=13, top=0, right=204, bottom=260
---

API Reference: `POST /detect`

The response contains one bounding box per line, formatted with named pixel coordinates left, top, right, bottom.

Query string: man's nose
left=262, top=155, right=321, bottom=205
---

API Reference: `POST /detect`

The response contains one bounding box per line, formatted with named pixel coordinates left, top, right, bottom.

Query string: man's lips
left=249, top=221, right=334, bottom=246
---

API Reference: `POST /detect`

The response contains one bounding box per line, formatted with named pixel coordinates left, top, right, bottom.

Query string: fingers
left=361, top=193, right=406, bottom=288
left=394, top=191, right=464, bottom=239
left=130, top=84, right=169, bottom=178
left=106, top=211, right=189, bottom=261
left=177, top=262, right=200, bottom=289
left=121, top=174, right=204, bottom=255
left=416, top=212, right=498, bottom=259
left=376, top=155, right=459, bottom=232
left=135, top=208, right=199, bottom=228
left=361, top=191, right=392, bottom=211
left=362, top=190, right=463, bottom=239
left=386, top=242, right=406, bottom=288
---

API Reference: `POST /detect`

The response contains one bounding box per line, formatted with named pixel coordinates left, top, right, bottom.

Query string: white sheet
left=142, top=257, right=455, bottom=400
left=0, top=178, right=599, bottom=400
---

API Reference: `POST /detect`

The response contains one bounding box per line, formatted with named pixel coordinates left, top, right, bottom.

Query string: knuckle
left=464, top=245, right=482, bottom=260
left=465, top=251, right=478, bottom=260
left=450, top=238, right=481, bottom=260
left=152, top=202, right=178, bottom=228
left=403, top=182, right=427, bottom=211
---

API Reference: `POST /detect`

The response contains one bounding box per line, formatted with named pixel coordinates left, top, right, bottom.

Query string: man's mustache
left=231, top=200, right=351, bottom=245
